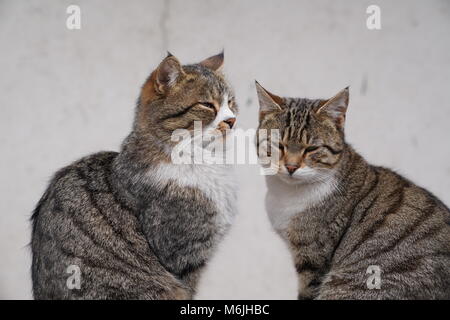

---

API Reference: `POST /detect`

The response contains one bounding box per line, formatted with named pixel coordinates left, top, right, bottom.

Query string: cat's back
left=345, top=166, right=450, bottom=258
left=323, top=165, right=450, bottom=299
left=31, top=151, right=119, bottom=228
left=31, top=151, right=119, bottom=233
left=31, top=151, right=187, bottom=299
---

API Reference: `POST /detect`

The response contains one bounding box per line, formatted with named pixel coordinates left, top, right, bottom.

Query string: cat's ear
left=255, top=81, right=283, bottom=118
left=316, top=87, right=349, bottom=129
left=199, top=51, right=224, bottom=72
left=139, top=53, right=184, bottom=104
left=154, top=52, right=184, bottom=94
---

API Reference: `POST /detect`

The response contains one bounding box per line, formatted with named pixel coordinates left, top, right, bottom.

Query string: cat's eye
left=201, top=102, right=215, bottom=109
left=305, top=146, right=319, bottom=153
left=279, top=143, right=285, bottom=152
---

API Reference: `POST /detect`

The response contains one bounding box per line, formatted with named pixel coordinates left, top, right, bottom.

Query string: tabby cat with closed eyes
left=256, top=82, right=450, bottom=299
left=31, top=52, right=238, bottom=299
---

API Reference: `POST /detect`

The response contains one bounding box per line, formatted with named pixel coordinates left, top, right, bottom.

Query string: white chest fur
left=265, top=175, right=336, bottom=238
left=147, top=163, right=237, bottom=232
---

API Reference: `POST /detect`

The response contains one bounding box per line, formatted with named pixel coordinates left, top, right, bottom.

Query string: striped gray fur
left=31, top=53, right=238, bottom=299
left=256, top=83, right=450, bottom=299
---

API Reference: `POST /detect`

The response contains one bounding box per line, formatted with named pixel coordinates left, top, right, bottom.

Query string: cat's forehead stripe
left=184, top=64, right=229, bottom=97
left=281, top=98, right=323, bottom=141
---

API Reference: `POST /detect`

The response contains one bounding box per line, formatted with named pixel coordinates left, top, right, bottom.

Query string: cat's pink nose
left=224, top=117, right=236, bottom=129
left=285, top=164, right=299, bottom=175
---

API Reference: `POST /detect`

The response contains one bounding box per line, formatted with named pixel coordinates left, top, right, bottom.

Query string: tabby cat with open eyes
left=31, top=52, right=238, bottom=299
left=256, top=82, right=450, bottom=300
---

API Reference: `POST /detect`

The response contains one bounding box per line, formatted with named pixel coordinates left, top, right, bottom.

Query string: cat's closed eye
left=305, top=146, right=319, bottom=153
left=200, top=102, right=216, bottom=110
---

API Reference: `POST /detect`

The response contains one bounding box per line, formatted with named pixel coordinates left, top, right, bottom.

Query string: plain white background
left=1, top=0, right=449, bottom=299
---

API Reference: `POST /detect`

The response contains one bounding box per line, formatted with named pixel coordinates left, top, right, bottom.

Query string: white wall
left=1, top=0, right=449, bottom=299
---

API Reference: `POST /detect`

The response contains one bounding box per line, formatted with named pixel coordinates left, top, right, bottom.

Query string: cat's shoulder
left=51, top=151, right=118, bottom=185
left=31, top=152, right=117, bottom=220
left=37, top=152, right=118, bottom=208
left=370, top=164, right=450, bottom=215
